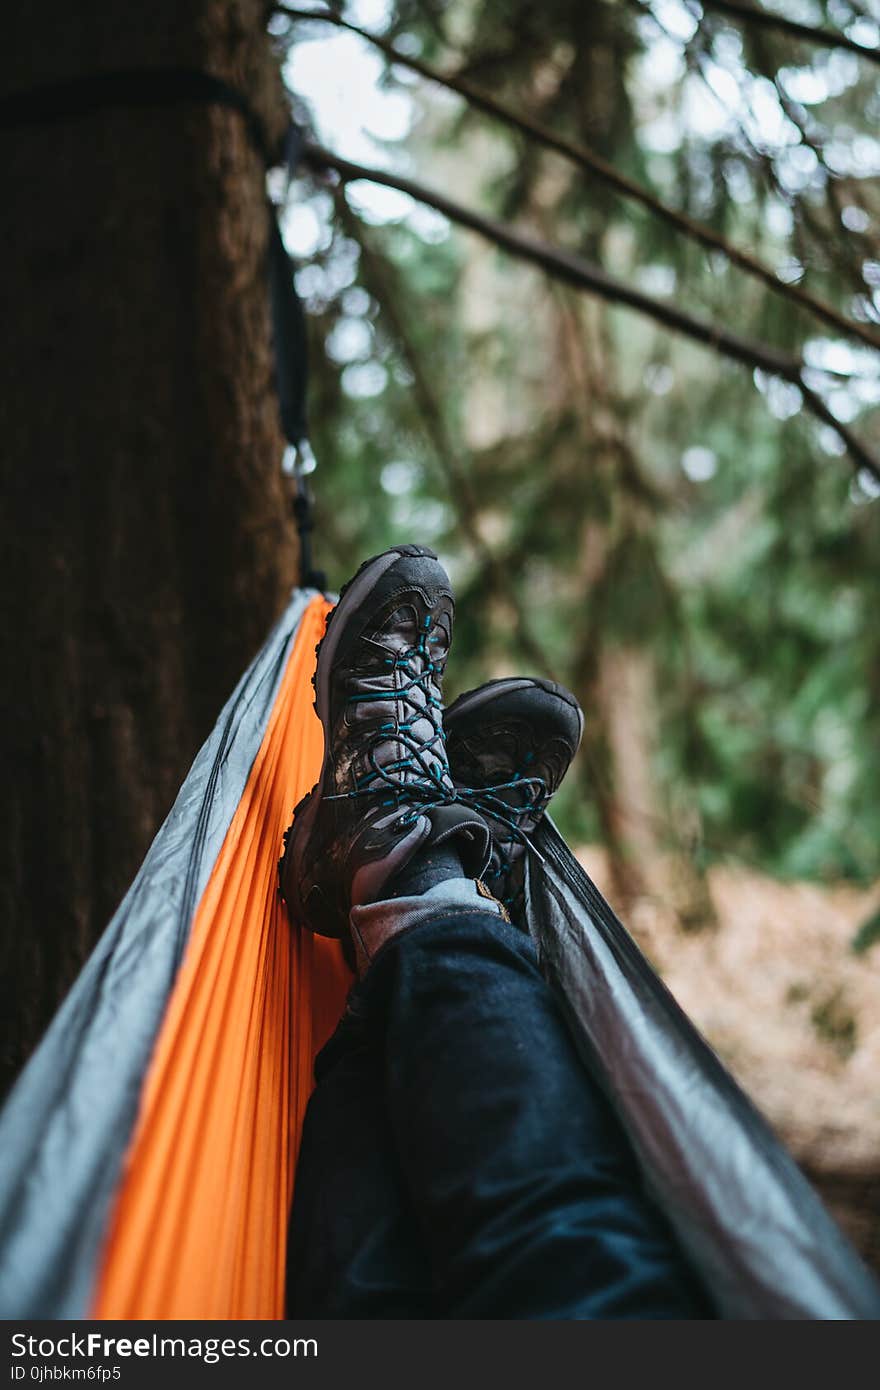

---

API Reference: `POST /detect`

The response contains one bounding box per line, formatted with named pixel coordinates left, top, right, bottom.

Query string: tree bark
left=0, top=1, right=296, bottom=1097
left=594, top=644, right=715, bottom=929
left=548, top=290, right=715, bottom=930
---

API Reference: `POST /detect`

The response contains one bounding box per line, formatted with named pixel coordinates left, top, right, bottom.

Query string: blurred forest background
left=2, top=0, right=879, bottom=1268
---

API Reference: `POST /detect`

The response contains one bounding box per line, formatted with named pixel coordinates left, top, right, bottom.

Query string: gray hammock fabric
left=0, top=588, right=317, bottom=1320
left=527, top=821, right=880, bottom=1319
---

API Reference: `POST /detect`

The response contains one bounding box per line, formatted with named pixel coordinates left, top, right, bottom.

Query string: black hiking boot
left=444, top=678, right=584, bottom=924
left=279, top=545, right=491, bottom=940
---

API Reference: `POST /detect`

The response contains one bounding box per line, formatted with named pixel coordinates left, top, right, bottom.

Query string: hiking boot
left=279, top=545, right=491, bottom=939
left=444, top=677, right=584, bottom=923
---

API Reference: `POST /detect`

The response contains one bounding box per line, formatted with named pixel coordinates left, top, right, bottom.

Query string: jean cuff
left=349, top=878, right=508, bottom=975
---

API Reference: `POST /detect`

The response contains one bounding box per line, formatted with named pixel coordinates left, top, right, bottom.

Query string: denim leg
left=286, top=1010, right=432, bottom=1318
left=286, top=884, right=502, bottom=1316
left=357, top=909, right=712, bottom=1319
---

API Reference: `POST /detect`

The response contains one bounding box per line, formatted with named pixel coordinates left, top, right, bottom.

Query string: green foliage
left=851, top=909, right=880, bottom=956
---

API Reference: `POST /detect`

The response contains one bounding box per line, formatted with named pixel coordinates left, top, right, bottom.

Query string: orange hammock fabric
left=92, top=594, right=351, bottom=1319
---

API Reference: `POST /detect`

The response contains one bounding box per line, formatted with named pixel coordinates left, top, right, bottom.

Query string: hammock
left=1, top=583, right=879, bottom=1321
left=1, top=88, right=878, bottom=1321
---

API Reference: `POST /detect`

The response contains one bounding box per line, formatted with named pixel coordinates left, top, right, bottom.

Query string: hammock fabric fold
left=93, top=591, right=348, bottom=1319
left=0, top=590, right=348, bottom=1320
left=1, top=586, right=879, bottom=1320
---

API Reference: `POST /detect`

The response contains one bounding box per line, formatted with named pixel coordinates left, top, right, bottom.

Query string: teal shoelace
left=325, top=611, right=548, bottom=881
left=326, top=613, right=455, bottom=822
left=462, top=772, right=547, bottom=906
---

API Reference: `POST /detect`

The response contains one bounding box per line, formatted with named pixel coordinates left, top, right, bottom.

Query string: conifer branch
left=700, top=0, right=880, bottom=66
left=277, top=3, right=880, bottom=350
left=333, top=190, right=559, bottom=676
left=303, top=142, right=880, bottom=483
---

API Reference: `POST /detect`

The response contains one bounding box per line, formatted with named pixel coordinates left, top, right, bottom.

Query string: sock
left=386, top=842, right=466, bottom=900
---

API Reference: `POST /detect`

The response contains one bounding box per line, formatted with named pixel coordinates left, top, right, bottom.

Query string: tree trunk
left=594, top=643, right=716, bottom=929
left=0, top=1, right=297, bottom=1097
left=547, top=291, right=716, bottom=929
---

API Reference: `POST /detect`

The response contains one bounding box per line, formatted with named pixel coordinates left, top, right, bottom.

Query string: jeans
left=286, top=888, right=711, bottom=1319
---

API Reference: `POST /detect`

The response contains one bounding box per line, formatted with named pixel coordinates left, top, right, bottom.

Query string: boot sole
left=445, top=676, right=585, bottom=749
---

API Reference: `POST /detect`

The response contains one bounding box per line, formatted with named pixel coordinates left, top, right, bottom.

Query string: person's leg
left=286, top=879, right=505, bottom=1318
left=286, top=1005, right=432, bottom=1318
left=282, top=545, right=492, bottom=1318
left=289, top=885, right=711, bottom=1320
left=282, top=545, right=709, bottom=1319
left=348, top=902, right=712, bottom=1320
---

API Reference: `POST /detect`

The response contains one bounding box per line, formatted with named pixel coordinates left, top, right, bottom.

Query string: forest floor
left=576, top=847, right=880, bottom=1269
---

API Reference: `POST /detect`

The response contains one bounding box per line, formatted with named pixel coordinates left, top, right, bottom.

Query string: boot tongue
left=426, top=803, right=492, bottom=879
left=373, top=605, right=453, bottom=794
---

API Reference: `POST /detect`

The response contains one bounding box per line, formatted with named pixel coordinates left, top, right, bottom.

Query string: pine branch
left=333, top=191, right=559, bottom=677
left=699, top=0, right=880, bottom=66
left=684, top=39, right=880, bottom=321
left=302, top=141, right=880, bottom=483
left=276, top=4, right=879, bottom=350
